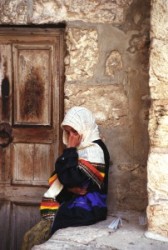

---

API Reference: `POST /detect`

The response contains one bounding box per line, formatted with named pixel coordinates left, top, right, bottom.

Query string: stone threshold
left=32, top=212, right=168, bottom=250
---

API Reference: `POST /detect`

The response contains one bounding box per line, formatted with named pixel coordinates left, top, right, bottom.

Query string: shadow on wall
left=99, top=0, right=151, bottom=215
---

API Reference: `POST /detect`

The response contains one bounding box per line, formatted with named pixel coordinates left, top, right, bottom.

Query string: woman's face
left=63, top=125, right=79, bottom=137
left=63, top=125, right=81, bottom=148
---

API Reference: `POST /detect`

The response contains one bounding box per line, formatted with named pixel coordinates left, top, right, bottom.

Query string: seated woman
left=21, top=106, right=110, bottom=250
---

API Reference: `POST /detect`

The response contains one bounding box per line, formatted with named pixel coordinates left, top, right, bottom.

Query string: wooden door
left=0, top=27, right=64, bottom=250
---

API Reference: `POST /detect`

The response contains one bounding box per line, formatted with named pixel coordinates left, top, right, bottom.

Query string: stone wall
left=146, top=0, right=168, bottom=239
left=0, top=0, right=150, bottom=213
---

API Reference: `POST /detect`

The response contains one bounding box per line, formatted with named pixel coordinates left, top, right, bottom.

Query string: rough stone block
left=147, top=151, right=168, bottom=203
left=105, top=50, right=123, bottom=77
left=151, top=0, right=168, bottom=40
left=150, top=39, right=168, bottom=83
left=65, top=28, right=98, bottom=81
left=148, top=100, right=168, bottom=147
left=30, top=0, right=133, bottom=24
left=147, top=204, right=168, bottom=238
left=31, top=0, right=65, bottom=23
left=0, top=0, right=28, bottom=24
left=150, top=80, right=168, bottom=100
left=64, top=83, right=128, bottom=126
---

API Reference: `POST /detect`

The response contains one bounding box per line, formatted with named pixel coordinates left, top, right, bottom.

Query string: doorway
left=0, top=27, right=64, bottom=250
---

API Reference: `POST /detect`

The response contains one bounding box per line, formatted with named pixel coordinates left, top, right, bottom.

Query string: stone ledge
left=145, top=231, right=168, bottom=243
left=32, top=213, right=168, bottom=250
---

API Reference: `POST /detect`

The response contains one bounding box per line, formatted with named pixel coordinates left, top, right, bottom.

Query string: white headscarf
left=61, top=106, right=104, bottom=164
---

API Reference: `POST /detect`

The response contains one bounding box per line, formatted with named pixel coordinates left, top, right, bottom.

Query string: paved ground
left=32, top=211, right=168, bottom=250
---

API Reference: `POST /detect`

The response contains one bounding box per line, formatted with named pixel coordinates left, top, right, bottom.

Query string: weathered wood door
left=0, top=27, right=64, bottom=250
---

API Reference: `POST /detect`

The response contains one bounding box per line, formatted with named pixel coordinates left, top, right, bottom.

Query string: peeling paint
left=20, top=67, right=45, bottom=121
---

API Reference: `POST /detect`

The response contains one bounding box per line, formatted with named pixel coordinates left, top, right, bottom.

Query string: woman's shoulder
left=78, top=142, right=105, bottom=164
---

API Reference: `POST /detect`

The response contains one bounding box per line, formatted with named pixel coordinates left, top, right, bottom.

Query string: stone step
left=32, top=214, right=168, bottom=250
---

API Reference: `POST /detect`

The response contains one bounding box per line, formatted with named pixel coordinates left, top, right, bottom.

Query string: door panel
left=0, top=200, right=10, bottom=249
left=12, top=143, right=51, bottom=185
left=11, top=202, right=41, bottom=250
left=13, top=44, right=53, bottom=125
left=0, top=28, right=64, bottom=250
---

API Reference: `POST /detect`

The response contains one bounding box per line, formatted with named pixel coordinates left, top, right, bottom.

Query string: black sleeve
left=55, top=147, right=89, bottom=188
left=93, top=139, right=110, bottom=194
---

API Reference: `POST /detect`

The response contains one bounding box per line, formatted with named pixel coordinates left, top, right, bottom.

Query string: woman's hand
left=68, top=187, right=87, bottom=195
left=63, top=125, right=82, bottom=148
left=67, top=131, right=82, bottom=148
